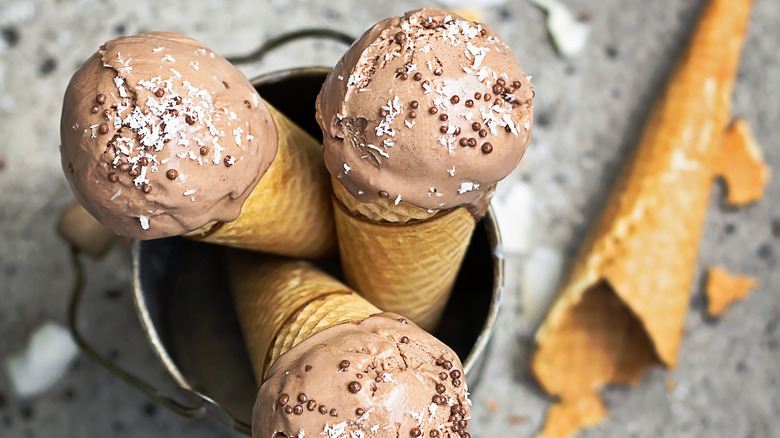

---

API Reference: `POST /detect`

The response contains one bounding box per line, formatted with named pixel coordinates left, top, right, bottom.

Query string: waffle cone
left=532, top=0, right=752, bottom=402
left=331, top=179, right=476, bottom=332
left=227, top=252, right=379, bottom=383
left=186, top=104, right=336, bottom=259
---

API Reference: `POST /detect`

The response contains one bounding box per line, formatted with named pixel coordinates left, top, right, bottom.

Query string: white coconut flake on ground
left=491, top=180, right=535, bottom=255
left=531, top=0, right=591, bottom=58
left=4, top=321, right=79, bottom=398
left=520, top=246, right=564, bottom=329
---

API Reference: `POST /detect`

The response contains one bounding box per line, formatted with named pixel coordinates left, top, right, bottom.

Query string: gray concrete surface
left=0, top=0, right=778, bottom=437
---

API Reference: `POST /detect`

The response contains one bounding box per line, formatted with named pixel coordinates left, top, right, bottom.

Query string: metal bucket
left=68, top=30, right=504, bottom=436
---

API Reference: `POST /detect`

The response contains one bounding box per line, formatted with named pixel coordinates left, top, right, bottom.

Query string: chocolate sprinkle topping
left=96, top=94, right=106, bottom=104
left=141, top=184, right=152, bottom=194
left=154, top=89, right=165, bottom=98
left=481, top=142, right=493, bottom=154
left=98, top=123, right=109, bottom=134
left=307, top=400, right=317, bottom=411
left=293, top=405, right=303, bottom=415
left=413, top=72, right=422, bottom=81
left=297, top=393, right=307, bottom=403
left=278, top=394, right=289, bottom=406
left=319, top=405, right=328, bottom=414
left=410, top=427, right=422, bottom=437
left=330, top=409, right=338, bottom=417
left=450, top=95, right=460, bottom=104
left=465, top=99, right=474, bottom=108
left=429, top=106, right=438, bottom=114
left=450, top=370, right=462, bottom=379
left=356, top=408, right=365, bottom=416
left=400, top=336, right=409, bottom=344
left=347, top=381, right=362, bottom=393
left=339, top=360, right=350, bottom=370
left=378, top=190, right=390, bottom=198
left=199, top=146, right=209, bottom=156
left=91, top=105, right=100, bottom=114
left=410, top=100, right=419, bottom=109
left=284, top=405, right=293, bottom=414
left=108, top=172, right=118, bottom=182
left=395, top=31, right=407, bottom=44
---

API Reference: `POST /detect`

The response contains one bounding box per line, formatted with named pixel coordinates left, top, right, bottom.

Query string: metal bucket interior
left=130, top=68, right=504, bottom=433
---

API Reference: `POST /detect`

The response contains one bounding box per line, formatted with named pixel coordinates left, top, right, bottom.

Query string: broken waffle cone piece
left=186, top=104, right=337, bottom=259
left=532, top=0, right=753, bottom=416
left=536, top=394, right=606, bottom=438
left=332, top=180, right=476, bottom=332
left=227, top=251, right=379, bottom=382
left=706, top=266, right=757, bottom=317
left=56, top=202, right=118, bottom=259
left=713, top=118, right=770, bottom=206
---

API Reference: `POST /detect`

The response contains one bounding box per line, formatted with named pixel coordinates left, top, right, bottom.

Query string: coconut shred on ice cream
left=255, top=313, right=472, bottom=438
left=60, top=32, right=277, bottom=239
left=316, top=7, right=534, bottom=215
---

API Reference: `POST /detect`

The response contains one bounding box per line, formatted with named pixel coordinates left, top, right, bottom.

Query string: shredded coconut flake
left=458, top=181, right=479, bottom=194
left=139, top=215, right=149, bottom=230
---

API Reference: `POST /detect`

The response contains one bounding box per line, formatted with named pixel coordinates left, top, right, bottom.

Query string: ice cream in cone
left=60, top=32, right=335, bottom=258
left=316, top=8, right=534, bottom=330
left=226, top=252, right=472, bottom=438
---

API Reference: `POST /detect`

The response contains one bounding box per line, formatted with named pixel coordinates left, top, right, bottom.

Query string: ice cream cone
left=532, top=0, right=753, bottom=403
left=186, top=104, right=336, bottom=259
left=316, top=9, right=534, bottom=332
left=226, top=251, right=472, bottom=438
left=60, top=33, right=336, bottom=259
left=331, top=180, right=477, bottom=331
left=227, top=252, right=380, bottom=382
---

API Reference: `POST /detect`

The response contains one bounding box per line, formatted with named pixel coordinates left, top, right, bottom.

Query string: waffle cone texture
left=227, top=251, right=379, bottom=383
left=331, top=179, right=476, bottom=332
left=187, top=104, right=337, bottom=259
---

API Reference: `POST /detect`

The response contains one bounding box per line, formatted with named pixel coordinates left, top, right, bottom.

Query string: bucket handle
left=226, top=28, right=354, bottom=65
left=66, top=245, right=209, bottom=420
left=66, top=28, right=355, bottom=435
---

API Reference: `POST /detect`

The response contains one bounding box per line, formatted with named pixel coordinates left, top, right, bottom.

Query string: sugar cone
left=331, top=179, right=476, bottom=332
left=532, top=0, right=753, bottom=405
left=226, top=251, right=380, bottom=383
left=186, top=104, right=336, bottom=259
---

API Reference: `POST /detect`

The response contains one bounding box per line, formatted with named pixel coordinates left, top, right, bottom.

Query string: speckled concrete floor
left=0, top=1, right=778, bottom=437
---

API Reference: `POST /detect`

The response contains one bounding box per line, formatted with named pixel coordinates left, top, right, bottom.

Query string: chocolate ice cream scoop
left=316, top=7, right=533, bottom=213
left=60, top=32, right=277, bottom=239
left=254, top=313, right=471, bottom=438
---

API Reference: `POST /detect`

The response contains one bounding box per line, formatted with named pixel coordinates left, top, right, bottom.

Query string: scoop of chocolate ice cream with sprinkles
left=60, top=32, right=277, bottom=239
left=254, top=313, right=471, bottom=438
left=316, top=7, right=533, bottom=215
